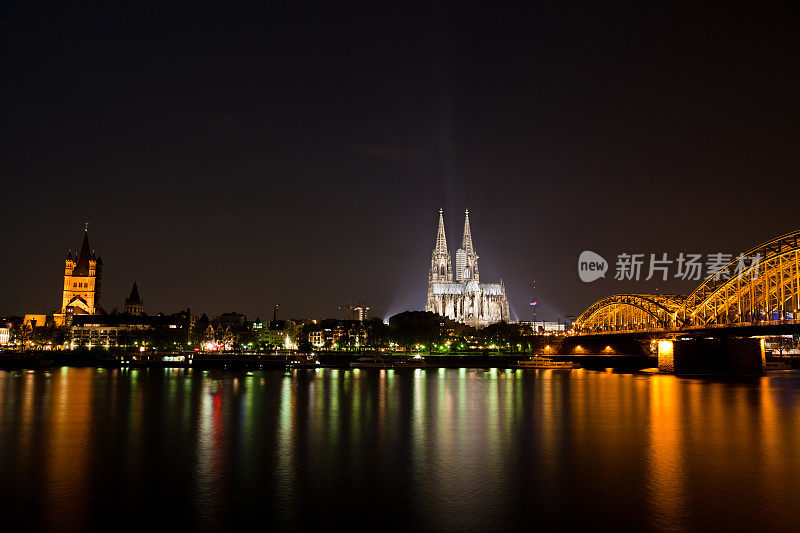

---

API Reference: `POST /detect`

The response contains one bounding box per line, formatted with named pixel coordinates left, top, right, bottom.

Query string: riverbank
left=0, top=350, right=661, bottom=370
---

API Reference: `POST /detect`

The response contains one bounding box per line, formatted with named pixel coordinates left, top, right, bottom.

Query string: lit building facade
left=69, top=313, right=191, bottom=350
left=308, top=330, right=325, bottom=348
left=426, top=209, right=510, bottom=327
left=523, top=320, right=568, bottom=333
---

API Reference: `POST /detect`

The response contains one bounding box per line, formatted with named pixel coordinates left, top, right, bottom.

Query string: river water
left=1, top=367, right=800, bottom=531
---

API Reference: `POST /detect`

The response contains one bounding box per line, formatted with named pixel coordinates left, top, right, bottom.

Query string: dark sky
left=2, top=1, right=799, bottom=322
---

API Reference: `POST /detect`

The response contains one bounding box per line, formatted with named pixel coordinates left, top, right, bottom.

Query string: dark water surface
left=2, top=367, right=800, bottom=531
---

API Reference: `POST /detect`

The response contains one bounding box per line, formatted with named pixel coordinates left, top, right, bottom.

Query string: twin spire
left=434, top=208, right=475, bottom=255
left=432, top=208, right=479, bottom=283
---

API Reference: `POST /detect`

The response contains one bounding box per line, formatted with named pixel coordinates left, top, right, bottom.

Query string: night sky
left=2, top=2, right=799, bottom=322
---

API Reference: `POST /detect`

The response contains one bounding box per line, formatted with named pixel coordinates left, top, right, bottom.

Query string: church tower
left=55, top=225, right=102, bottom=325
left=429, top=208, right=453, bottom=282
left=455, top=209, right=479, bottom=282
left=124, top=282, right=143, bottom=315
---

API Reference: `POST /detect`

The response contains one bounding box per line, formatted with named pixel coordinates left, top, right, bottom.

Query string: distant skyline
left=2, top=2, right=799, bottom=321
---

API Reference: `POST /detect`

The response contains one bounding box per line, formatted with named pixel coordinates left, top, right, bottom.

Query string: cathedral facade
left=425, top=209, right=510, bottom=327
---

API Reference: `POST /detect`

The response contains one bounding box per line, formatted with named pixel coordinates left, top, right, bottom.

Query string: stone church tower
left=124, top=282, right=143, bottom=315
left=54, top=226, right=102, bottom=326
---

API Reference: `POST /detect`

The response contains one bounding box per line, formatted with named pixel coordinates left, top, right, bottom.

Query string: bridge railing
left=572, top=318, right=800, bottom=335
left=569, top=327, right=667, bottom=336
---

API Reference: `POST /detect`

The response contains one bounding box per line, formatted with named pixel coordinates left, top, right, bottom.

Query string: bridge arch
left=574, top=294, right=686, bottom=333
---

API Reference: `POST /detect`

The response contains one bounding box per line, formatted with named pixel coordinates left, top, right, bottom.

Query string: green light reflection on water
left=329, top=369, right=340, bottom=436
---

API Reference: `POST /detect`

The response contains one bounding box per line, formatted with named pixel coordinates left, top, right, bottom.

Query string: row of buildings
left=2, top=226, right=378, bottom=351
left=5, top=211, right=519, bottom=351
left=4, top=227, right=291, bottom=350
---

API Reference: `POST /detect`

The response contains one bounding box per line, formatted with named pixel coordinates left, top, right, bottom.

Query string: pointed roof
left=434, top=208, right=449, bottom=255
left=72, top=230, right=92, bottom=276
left=461, top=209, right=474, bottom=254
left=126, top=282, right=142, bottom=306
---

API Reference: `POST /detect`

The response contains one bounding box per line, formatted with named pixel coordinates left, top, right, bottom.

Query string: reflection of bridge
left=574, top=230, right=800, bottom=334
left=568, top=230, right=800, bottom=374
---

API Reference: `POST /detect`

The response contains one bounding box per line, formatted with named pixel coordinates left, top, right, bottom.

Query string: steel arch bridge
left=574, top=294, right=687, bottom=333
left=574, top=229, right=800, bottom=334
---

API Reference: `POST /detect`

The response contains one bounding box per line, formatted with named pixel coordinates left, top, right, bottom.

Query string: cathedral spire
left=429, top=208, right=453, bottom=283
left=462, top=209, right=474, bottom=254
left=455, top=209, right=479, bottom=283
left=435, top=207, right=448, bottom=254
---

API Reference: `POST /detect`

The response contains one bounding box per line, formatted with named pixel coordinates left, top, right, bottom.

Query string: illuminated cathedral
left=426, top=209, right=510, bottom=327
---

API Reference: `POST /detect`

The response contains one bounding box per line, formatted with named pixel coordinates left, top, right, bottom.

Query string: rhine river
left=2, top=367, right=800, bottom=531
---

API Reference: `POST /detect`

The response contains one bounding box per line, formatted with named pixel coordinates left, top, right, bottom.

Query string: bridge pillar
left=660, top=338, right=765, bottom=376
left=657, top=340, right=674, bottom=373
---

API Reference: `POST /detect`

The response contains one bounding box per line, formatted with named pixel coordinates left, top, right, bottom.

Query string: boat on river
left=515, top=357, right=578, bottom=369
left=766, top=360, right=792, bottom=370
left=350, top=356, right=427, bottom=369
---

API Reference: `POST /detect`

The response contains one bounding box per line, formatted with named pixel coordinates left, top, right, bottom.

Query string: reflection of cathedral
left=425, top=209, right=510, bottom=327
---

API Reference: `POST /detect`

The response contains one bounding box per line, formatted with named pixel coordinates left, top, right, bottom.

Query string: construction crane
left=338, top=300, right=382, bottom=321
